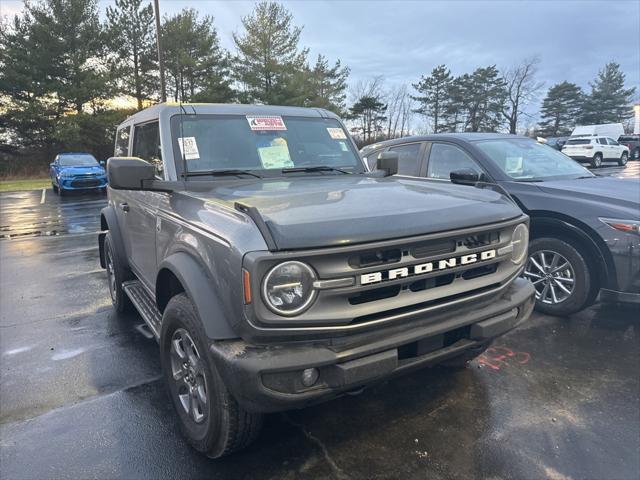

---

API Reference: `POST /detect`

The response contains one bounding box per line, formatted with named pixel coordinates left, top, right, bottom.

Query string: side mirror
left=99, top=160, right=106, bottom=166
left=49, top=163, right=55, bottom=167
left=107, top=157, right=172, bottom=192
left=450, top=168, right=480, bottom=186
left=376, top=151, right=399, bottom=177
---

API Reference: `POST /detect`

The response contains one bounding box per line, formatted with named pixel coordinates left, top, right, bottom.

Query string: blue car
left=50, top=152, right=108, bottom=195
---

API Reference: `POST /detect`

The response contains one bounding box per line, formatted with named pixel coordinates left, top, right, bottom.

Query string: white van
left=570, top=123, right=625, bottom=139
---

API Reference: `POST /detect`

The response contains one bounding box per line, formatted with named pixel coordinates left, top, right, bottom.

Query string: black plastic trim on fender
left=157, top=252, right=237, bottom=340
left=234, top=202, right=278, bottom=251
left=99, top=206, right=128, bottom=270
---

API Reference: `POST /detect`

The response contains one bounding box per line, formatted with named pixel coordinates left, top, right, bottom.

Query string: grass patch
left=0, top=178, right=50, bottom=193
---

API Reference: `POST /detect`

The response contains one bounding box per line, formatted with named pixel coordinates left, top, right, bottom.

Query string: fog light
left=301, top=368, right=319, bottom=387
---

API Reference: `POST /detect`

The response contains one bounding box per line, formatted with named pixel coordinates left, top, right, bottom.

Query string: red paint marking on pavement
left=476, top=345, right=531, bottom=371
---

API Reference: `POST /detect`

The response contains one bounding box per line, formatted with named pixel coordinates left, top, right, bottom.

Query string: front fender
left=157, top=252, right=238, bottom=340
left=99, top=206, right=127, bottom=269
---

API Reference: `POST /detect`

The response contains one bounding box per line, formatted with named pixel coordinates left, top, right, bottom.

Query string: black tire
left=58, top=186, right=66, bottom=196
left=104, top=232, right=133, bottom=313
left=618, top=152, right=628, bottom=166
left=591, top=153, right=602, bottom=168
left=632, top=148, right=640, bottom=160
left=52, top=183, right=58, bottom=194
left=441, top=341, right=491, bottom=368
left=525, top=237, right=592, bottom=316
left=160, top=293, right=263, bottom=458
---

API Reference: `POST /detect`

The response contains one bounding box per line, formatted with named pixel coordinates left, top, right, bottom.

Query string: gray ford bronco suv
left=99, top=103, right=535, bottom=457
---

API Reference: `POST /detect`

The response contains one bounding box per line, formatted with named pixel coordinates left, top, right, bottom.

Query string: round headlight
left=262, top=261, right=317, bottom=316
left=511, top=223, right=529, bottom=264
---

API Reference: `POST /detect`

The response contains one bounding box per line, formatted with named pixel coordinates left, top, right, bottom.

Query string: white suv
left=561, top=136, right=629, bottom=168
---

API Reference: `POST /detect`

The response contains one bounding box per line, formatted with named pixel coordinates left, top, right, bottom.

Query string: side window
left=427, top=143, right=482, bottom=180
left=607, top=138, right=619, bottom=146
left=364, top=150, right=380, bottom=171
left=597, top=138, right=607, bottom=145
left=114, top=125, right=130, bottom=156
left=389, top=143, right=423, bottom=176
left=132, top=122, right=163, bottom=177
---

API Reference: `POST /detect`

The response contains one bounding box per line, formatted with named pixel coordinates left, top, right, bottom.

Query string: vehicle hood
left=191, top=176, right=523, bottom=250
left=536, top=177, right=640, bottom=210
left=58, top=165, right=105, bottom=176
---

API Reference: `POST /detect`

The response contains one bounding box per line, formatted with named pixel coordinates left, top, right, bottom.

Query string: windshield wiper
left=515, top=178, right=544, bottom=182
left=182, top=169, right=262, bottom=179
left=281, top=166, right=351, bottom=174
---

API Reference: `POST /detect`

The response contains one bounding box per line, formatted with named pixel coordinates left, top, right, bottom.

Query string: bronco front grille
left=244, top=216, right=527, bottom=330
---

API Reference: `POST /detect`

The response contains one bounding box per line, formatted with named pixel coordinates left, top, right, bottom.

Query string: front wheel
left=161, top=294, right=263, bottom=458
left=523, top=237, right=592, bottom=316
left=52, top=183, right=58, bottom=194
left=591, top=153, right=602, bottom=168
left=104, top=233, right=133, bottom=313
left=619, top=152, right=628, bottom=166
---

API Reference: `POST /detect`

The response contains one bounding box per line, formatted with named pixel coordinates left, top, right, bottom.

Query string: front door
left=126, top=121, right=164, bottom=288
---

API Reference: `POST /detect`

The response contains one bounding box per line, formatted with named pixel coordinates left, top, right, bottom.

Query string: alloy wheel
left=169, top=328, right=208, bottom=424
left=524, top=250, right=575, bottom=305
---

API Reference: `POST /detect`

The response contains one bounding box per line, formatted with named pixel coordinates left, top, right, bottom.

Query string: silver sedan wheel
left=169, top=328, right=208, bottom=424
left=524, top=250, right=575, bottom=305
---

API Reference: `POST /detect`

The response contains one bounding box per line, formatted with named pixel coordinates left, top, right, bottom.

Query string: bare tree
left=385, top=84, right=414, bottom=139
left=501, top=56, right=544, bottom=134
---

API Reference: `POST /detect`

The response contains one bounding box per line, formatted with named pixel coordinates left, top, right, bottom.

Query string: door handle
left=119, top=202, right=129, bottom=212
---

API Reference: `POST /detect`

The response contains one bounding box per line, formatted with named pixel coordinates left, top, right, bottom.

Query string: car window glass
left=427, top=143, right=480, bottom=180
left=597, top=138, right=607, bottom=145
left=133, top=122, right=163, bottom=177
left=565, top=138, right=591, bottom=145
left=115, top=126, right=130, bottom=156
left=389, top=143, right=422, bottom=176
left=364, top=151, right=380, bottom=170
left=607, top=138, right=618, bottom=145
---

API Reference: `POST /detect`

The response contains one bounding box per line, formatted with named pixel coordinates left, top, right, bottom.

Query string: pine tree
left=106, top=0, right=158, bottom=110
left=411, top=65, right=453, bottom=133
left=538, top=82, right=583, bottom=136
left=161, top=9, right=233, bottom=103
left=580, top=62, right=636, bottom=124
left=456, top=66, right=507, bottom=132
left=304, top=54, right=350, bottom=114
left=233, top=1, right=308, bottom=105
left=349, top=96, right=387, bottom=143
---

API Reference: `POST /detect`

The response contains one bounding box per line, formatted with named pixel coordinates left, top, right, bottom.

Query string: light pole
left=153, top=0, right=167, bottom=103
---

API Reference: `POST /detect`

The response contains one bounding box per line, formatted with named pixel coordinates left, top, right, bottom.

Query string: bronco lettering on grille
left=360, top=249, right=497, bottom=285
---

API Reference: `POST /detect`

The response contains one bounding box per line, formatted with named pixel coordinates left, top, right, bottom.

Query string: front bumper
left=58, top=177, right=107, bottom=190
left=210, top=277, right=535, bottom=413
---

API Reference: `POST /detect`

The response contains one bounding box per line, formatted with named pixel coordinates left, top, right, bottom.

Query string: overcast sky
left=2, top=0, right=639, bottom=105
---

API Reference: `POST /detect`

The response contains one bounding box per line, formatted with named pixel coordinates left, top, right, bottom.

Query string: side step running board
left=123, top=280, right=162, bottom=340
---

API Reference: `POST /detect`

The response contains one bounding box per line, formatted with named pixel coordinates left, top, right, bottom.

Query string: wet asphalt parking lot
left=1, top=163, right=639, bottom=480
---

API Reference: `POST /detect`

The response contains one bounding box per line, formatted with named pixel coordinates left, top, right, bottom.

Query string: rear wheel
left=619, top=152, right=628, bottom=166
left=524, top=237, right=591, bottom=316
left=104, top=232, right=133, bottom=313
left=591, top=153, right=602, bottom=168
left=632, top=148, right=640, bottom=160
left=161, top=294, right=263, bottom=458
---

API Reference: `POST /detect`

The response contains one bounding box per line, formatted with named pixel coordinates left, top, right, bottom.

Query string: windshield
left=58, top=154, right=99, bottom=167
left=170, top=115, right=364, bottom=176
left=475, top=138, right=593, bottom=181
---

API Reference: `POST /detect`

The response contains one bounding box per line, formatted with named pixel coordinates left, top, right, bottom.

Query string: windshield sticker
left=327, top=127, right=347, bottom=140
left=247, top=115, right=287, bottom=131
left=505, top=156, right=523, bottom=174
left=258, top=140, right=294, bottom=169
left=177, top=137, right=200, bottom=160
